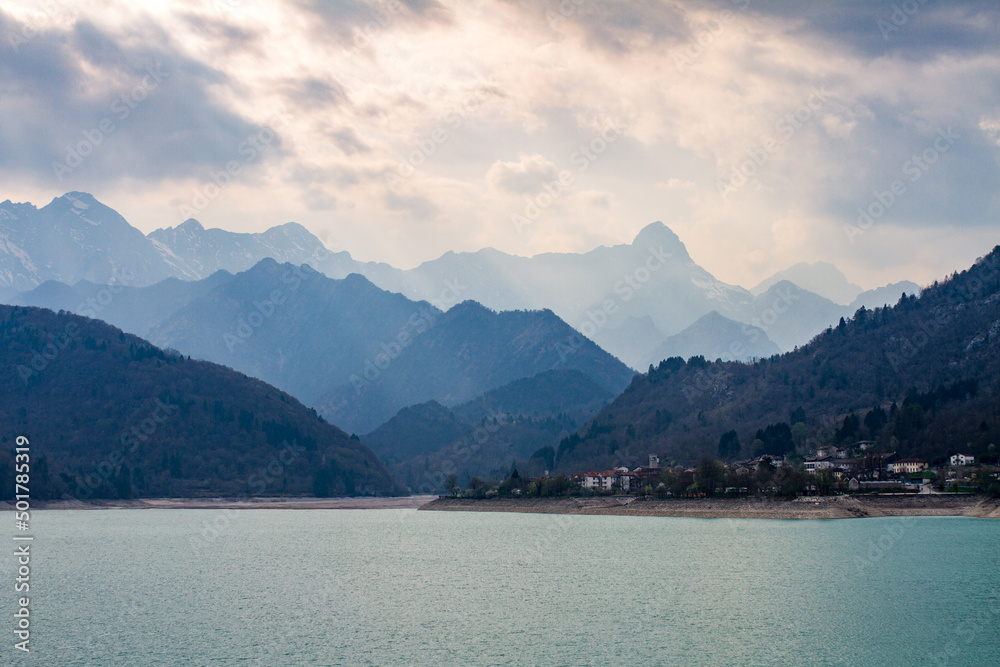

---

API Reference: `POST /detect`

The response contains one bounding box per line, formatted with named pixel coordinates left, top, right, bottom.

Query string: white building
left=582, top=467, right=632, bottom=492
left=804, top=456, right=834, bottom=472
left=950, top=453, right=976, bottom=467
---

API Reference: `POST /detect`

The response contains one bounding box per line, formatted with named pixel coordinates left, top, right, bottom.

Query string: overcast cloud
left=2, top=0, right=998, bottom=288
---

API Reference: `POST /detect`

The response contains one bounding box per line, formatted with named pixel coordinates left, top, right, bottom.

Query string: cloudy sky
left=2, top=0, right=999, bottom=289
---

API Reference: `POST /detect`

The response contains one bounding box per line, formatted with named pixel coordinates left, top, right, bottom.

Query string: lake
left=5, top=509, right=999, bottom=665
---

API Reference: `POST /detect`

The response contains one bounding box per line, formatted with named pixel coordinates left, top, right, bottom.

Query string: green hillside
left=553, top=247, right=1000, bottom=473
left=0, top=305, right=402, bottom=499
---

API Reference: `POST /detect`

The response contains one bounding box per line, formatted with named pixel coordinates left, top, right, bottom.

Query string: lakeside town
left=448, top=445, right=1000, bottom=500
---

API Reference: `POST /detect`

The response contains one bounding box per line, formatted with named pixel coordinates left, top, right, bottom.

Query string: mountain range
left=1, top=192, right=920, bottom=369
left=548, top=246, right=1000, bottom=475
left=14, top=259, right=634, bottom=433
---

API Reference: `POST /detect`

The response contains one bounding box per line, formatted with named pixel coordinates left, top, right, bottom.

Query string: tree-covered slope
left=362, top=369, right=615, bottom=491
left=318, top=300, right=635, bottom=432
left=553, top=246, right=1000, bottom=473
left=0, top=305, right=402, bottom=499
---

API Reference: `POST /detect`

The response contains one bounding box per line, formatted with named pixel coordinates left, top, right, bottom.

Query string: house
left=580, top=472, right=602, bottom=490
left=804, top=456, right=834, bottom=472
left=753, top=456, right=783, bottom=471
left=950, top=453, right=976, bottom=467
left=580, top=467, right=631, bottom=492
left=887, top=458, right=928, bottom=475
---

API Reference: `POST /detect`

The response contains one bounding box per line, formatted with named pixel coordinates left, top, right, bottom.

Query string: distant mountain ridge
left=1, top=192, right=920, bottom=367
left=645, top=311, right=781, bottom=365
left=751, top=261, right=863, bottom=305
left=549, top=245, right=1000, bottom=474
left=15, top=259, right=635, bottom=433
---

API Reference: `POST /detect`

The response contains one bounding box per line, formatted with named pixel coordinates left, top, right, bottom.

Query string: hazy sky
left=2, top=0, right=999, bottom=289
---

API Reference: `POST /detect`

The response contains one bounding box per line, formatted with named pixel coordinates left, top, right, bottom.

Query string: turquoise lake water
left=3, top=509, right=998, bottom=666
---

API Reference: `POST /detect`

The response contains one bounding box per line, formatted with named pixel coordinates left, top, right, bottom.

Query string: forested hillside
left=363, top=369, right=614, bottom=491
left=0, top=306, right=402, bottom=499
left=553, top=247, right=1000, bottom=473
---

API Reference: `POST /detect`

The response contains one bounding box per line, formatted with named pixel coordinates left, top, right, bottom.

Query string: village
left=570, top=446, right=998, bottom=497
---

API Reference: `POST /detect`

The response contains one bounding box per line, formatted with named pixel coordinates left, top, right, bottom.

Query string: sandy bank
left=420, top=494, right=1000, bottom=520
left=0, top=495, right=436, bottom=511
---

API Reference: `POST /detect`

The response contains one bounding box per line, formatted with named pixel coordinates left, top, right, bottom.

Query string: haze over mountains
left=1, top=193, right=920, bottom=371
left=15, top=258, right=634, bottom=433
left=550, top=247, right=1000, bottom=477
left=750, top=261, right=863, bottom=305
left=2, top=191, right=996, bottom=496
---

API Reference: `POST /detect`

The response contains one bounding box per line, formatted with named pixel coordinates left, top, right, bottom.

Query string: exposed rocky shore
left=420, top=494, right=1000, bottom=519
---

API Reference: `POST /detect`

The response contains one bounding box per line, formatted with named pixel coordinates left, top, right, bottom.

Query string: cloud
left=980, top=112, right=1000, bottom=146
left=384, top=191, right=438, bottom=220
left=281, top=77, right=350, bottom=107
left=722, top=0, right=1000, bottom=62
left=0, top=11, right=278, bottom=189
left=328, top=127, right=371, bottom=155
left=657, top=178, right=695, bottom=190
left=486, top=153, right=560, bottom=195
left=499, top=0, right=688, bottom=55
left=294, top=0, right=452, bottom=45
left=1, top=0, right=999, bottom=290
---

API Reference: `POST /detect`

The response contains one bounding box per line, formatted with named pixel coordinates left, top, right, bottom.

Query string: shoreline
left=4, top=494, right=997, bottom=519
left=420, top=494, right=1000, bottom=520
left=0, top=495, right=436, bottom=511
